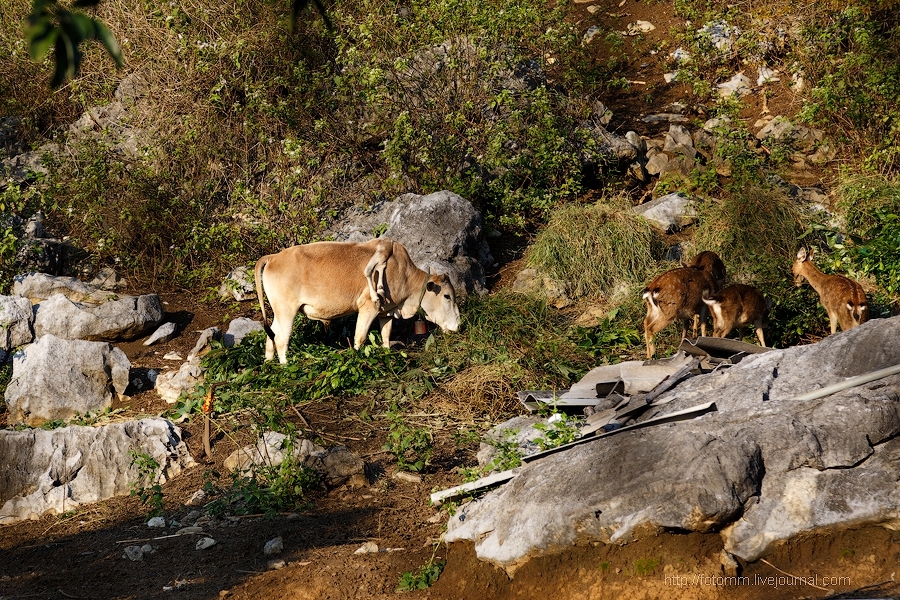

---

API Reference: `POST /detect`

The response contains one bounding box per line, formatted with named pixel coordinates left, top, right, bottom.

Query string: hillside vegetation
left=3, top=0, right=900, bottom=525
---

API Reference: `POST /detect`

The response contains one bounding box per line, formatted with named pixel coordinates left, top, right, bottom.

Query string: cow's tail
left=254, top=255, right=275, bottom=342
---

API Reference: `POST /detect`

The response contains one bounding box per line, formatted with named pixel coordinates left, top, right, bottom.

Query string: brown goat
left=702, top=284, right=767, bottom=346
left=684, top=250, right=727, bottom=334
left=642, top=267, right=715, bottom=359
left=685, top=250, right=727, bottom=292
left=791, top=248, right=868, bottom=333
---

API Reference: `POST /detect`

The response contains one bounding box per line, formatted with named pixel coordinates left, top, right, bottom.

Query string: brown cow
left=255, top=239, right=460, bottom=363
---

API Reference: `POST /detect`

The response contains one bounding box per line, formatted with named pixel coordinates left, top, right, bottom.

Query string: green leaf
left=26, top=18, right=57, bottom=60
left=95, top=20, right=123, bottom=67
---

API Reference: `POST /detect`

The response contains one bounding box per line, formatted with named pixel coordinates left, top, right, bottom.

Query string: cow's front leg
left=378, top=316, right=393, bottom=349
left=354, top=306, right=379, bottom=349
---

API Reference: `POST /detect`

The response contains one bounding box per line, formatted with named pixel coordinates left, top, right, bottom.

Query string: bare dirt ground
left=3, top=1, right=900, bottom=599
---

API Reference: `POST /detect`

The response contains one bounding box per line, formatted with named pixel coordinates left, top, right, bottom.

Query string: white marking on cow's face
left=423, top=277, right=460, bottom=332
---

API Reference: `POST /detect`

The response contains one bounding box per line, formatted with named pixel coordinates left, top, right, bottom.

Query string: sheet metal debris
left=437, top=341, right=771, bottom=505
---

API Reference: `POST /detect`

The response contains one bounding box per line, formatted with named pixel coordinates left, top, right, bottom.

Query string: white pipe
left=790, top=363, right=900, bottom=402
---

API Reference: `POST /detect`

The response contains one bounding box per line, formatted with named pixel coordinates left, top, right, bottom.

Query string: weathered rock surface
left=0, top=417, right=194, bottom=524
left=5, top=334, right=131, bottom=426
left=155, top=360, right=203, bottom=404
left=0, top=295, right=34, bottom=351
left=224, top=432, right=366, bottom=487
left=446, top=316, right=900, bottom=571
left=330, top=190, right=493, bottom=296
left=32, top=293, right=164, bottom=341
left=223, top=318, right=263, bottom=348
left=632, top=192, right=697, bottom=232
left=13, top=272, right=106, bottom=303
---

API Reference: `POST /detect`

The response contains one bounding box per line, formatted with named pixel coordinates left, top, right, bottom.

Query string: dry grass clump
left=689, top=184, right=805, bottom=276
left=438, top=363, right=522, bottom=422
left=525, top=194, right=666, bottom=299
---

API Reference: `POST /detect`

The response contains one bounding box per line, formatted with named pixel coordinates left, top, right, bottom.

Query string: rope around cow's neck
left=415, top=266, right=430, bottom=320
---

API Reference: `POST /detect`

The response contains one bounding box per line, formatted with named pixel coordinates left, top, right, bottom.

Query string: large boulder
left=446, top=316, right=900, bottom=571
left=330, top=190, right=493, bottom=296
left=5, top=334, right=131, bottom=426
left=32, top=293, right=164, bottom=341
left=0, top=417, right=194, bottom=524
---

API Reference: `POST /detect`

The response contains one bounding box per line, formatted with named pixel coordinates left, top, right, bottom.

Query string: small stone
left=354, top=541, right=379, bottom=554
left=177, top=526, right=205, bottom=535
left=163, top=352, right=183, bottom=361
left=123, top=545, right=144, bottom=561
left=393, top=471, right=423, bottom=483
left=144, top=322, right=177, bottom=346
left=147, top=516, right=166, bottom=528
left=186, top=490, right=207, bottom=506
left=264, top=536, right=284, bottom=556
left=196, top=537, right=217, bottom=550
left=141, top=544, right=154, bottom=555
left=267, top=559, right=286, bottom=570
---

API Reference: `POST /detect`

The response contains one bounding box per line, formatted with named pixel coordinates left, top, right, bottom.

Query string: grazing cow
left=255, top=239, right=461, bottom=363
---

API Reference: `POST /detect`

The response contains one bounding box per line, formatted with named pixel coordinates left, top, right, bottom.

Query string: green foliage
left=178, top=324, right=410, bottom=417
left=397, top=558, right=445, bottom=592
left=795, top=5, right=900, bottom=173
left=208, top=452, right=322, bottom=517
left=26, top=0, right=123, bottom=88
left=383, top=404, right=433, bottom=472
left=532, top=415, right=580, bottom=451
left=418, top=292, right=594, bottom=407
left=526, top=196, right=666, bottom=298
left=571, top=306, right=642, bottom=362
left=690, top=184, right=805, bottom=276
left=0, top=362, right=11, bottom=402
left=128, top=450, right=164, bottom=516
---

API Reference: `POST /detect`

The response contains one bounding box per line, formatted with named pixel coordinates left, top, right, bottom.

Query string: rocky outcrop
left=331, top=190, right=494, bottom=296
left=0, top=295, right=34, bottom=353
left=0, top=417, right=194, bottom=524
left=4, top=334, right=131, bottom=426
left=32, top=292, right=164, bottom=341
left=446, top=316, right=900, bottom=572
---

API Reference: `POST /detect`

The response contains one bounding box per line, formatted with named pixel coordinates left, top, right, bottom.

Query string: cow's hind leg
left=271, top=305, right=299, bottom=364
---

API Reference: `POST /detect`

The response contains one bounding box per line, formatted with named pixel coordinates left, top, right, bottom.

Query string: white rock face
left=0, top=295, right=34, bottom=351
left=5, top=334, right=131, bottom=426
left=0, top=417, right=194, bottom=524
left=446, top=316, right=900, bottom=571
left=155, top=360, right=203, bottom=404
left=33, top=293, right=164, bottom=341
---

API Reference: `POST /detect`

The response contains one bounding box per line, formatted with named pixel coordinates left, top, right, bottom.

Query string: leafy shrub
left=398, top=557, right=444, bottom=591
left=795, top=5, right=900, bottom=173
left=208, top=456, right=323, bottom=517
left=383, top=404, right=433, bottom=472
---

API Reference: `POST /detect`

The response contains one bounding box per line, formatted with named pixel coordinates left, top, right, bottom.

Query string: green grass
left=526, top=195, right=666, bottom=299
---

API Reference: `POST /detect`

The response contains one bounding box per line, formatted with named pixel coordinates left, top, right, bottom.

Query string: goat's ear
left=796, top=247, right=808, bottom=261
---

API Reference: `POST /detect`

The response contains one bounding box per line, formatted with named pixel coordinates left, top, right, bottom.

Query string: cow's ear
left=426, top=281, right=439, bottom=293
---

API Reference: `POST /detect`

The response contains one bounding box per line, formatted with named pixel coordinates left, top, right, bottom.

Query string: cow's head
left=421, top=273, right=460, bottom=333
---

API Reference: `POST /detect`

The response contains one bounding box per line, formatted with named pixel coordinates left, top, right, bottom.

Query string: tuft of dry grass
left=437, top=363, right=522, bottom=422
left=525, top=194, right=666, bottom=299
